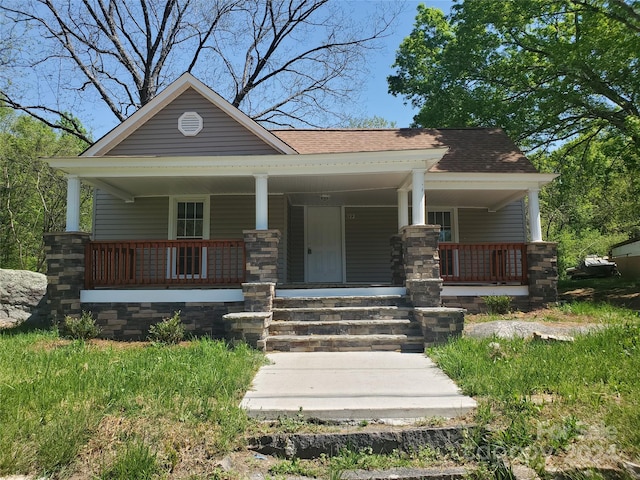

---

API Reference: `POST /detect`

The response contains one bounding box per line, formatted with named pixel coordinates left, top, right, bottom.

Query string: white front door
left=306, top=206, right=343, bottom=282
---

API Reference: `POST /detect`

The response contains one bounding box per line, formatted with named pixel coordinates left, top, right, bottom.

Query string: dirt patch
left=559, top=280, right=640, bottom=310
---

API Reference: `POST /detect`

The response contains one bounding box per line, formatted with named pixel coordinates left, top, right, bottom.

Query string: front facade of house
left=45, top=73, right=558, bottom=346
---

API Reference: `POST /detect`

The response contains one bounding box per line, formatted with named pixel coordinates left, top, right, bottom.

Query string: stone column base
left=406, top=279, right=443, bottom=307
left=243, top=282, right=275, bottom=312
left=224, top=312, right=272, bottom=351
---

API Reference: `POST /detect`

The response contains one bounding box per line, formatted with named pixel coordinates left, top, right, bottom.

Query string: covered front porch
left=52, top=148, right=554, bottom=293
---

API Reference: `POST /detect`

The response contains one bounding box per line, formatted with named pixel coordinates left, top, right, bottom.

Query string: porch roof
left=47, top=147, right=556, bottom=210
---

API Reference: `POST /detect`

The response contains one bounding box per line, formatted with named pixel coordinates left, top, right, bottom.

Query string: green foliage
left=148, top=311, right=185, bottom=345
left=98, top=439, right=160, bottom=480
left=534, top=133, right=639, bottom=263
left=0, top=109, right=91, bottom=271
left=0, top=333, right=264, bottom=474
left=62, top=311, right=101, bottom=340
left=344, top=115, right=397, bottom=128
left=389, top=1, right=640, bottom=153
left=483, top=296, right=511, bottom=315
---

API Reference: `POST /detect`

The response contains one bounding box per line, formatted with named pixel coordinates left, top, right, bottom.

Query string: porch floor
left=240, top=351, right=476, bottom=421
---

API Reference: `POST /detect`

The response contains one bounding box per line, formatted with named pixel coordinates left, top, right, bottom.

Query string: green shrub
left=62, top=311, right=101, bottom=340
left=484, top=295, right=511, bottom=314
left=148, top=311, right=185, bottom=344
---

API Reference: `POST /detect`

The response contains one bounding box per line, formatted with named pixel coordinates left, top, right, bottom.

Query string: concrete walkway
left=241, top=352, right=476, bottom=421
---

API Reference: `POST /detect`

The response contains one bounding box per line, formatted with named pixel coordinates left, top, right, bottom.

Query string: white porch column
left=528, top=188, right=543, bottom=242
left=65, top=175, right=81, bottom=232
left=254, top=174, right=269, bottom=230
left=397, top=189, right=409, bottom=230
left=411, top=169, right=426, bottom=225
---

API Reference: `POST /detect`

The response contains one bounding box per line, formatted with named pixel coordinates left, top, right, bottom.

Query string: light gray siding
left=93, top=191, right=169, bottom=240
left=345, top=207, right=396, bottom=283
left=93, top=192, right=287, bottom=281
left=287, top=205, right=305, bottom=283
left=458, top=200, right=527, bottom=243
left=106, top=88, right=280, bottom=156
left=210, top=195, right=286, bottom=281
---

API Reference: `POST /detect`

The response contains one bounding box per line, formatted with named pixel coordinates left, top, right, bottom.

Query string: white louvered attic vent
left=178, top=111, right=203, bottom=136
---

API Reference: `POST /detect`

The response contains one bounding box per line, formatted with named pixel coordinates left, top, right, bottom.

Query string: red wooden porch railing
left=439, top=243, right=528, bottom=284
left=85, top=240, right=245, bottom=288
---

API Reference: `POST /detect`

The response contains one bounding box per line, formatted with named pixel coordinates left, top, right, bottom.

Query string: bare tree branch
left=0, top=0, right=399, bottom=139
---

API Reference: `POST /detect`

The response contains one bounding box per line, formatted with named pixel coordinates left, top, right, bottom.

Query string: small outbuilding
left=610, top=238, right=640, bottom=278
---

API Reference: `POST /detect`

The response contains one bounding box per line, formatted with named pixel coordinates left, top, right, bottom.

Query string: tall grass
left=0, top=331, right=264, bottom=476
left=429, top=318, right=640, bottom=464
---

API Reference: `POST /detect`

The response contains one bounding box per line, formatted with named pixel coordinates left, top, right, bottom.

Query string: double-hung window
left=168, top=197, right=210, bottom=279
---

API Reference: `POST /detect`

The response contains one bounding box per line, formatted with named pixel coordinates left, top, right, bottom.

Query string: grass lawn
left=1, top=279, right=639, bottom=479
left=0, top=331, right=264, bottom=478
left=429, top=300, right=640, bottom=477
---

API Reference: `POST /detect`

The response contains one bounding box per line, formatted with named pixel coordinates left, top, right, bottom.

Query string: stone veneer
left=527, top=242, right=558, bottom=309
left=390, top=234, right=405, bottom=286
left=441, top=296, right=529, bottom=314
left=85, top=301, right=243, bottom=340
left=243, top=229, right=281, bottom=283
left=414, top=307, right=465, bottom=348
left=44, top=232, right=90, bottom=325
left=226, top=312, right=272, bottom=350
left=401, top=225, right=443, bottom=307
left=243, top=282, right=275, bottom=312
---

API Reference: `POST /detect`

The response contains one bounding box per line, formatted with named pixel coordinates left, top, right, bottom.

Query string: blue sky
left=86, top=0, right=454, bottom=138
left=358, top=0, right=453, bottom=128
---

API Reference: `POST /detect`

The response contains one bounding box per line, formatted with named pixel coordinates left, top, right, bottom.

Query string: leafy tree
left=534, top=131, right=639, bottom=273
left=0, top=0, right=399, bottom=141
left=0, top=109, right=91, bottom=271
left=343, top=115, right=397, bottom=128
left=388, top=1, right=640, bottom=155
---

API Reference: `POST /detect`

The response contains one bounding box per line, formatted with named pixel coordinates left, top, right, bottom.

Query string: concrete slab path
left=241, top=352, right=476, bottom=421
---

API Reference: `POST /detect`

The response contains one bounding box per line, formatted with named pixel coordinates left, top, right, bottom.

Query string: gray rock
left=0, top=269, right=47, bottom=328
left=465, top=321, right=600, bottom=340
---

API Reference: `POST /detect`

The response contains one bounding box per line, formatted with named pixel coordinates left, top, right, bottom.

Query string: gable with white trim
left=105, top=88, right=282, bottom=156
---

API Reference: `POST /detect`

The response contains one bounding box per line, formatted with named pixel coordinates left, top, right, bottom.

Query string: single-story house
left=44, top=73, right=558, bottom=350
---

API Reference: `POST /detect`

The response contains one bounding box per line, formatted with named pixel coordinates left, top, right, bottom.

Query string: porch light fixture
left=178, top=111, right=203, bottom=136
left=320, top=194, right=331, bottom=201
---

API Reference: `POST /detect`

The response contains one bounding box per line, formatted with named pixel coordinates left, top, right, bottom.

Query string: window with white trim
left=168, top=197, right=210, bottom=278
left=428, top=211, right=452, bottom=241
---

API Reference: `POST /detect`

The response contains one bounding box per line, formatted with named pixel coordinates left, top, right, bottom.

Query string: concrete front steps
left=262, top=296, right=425, bottom=352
